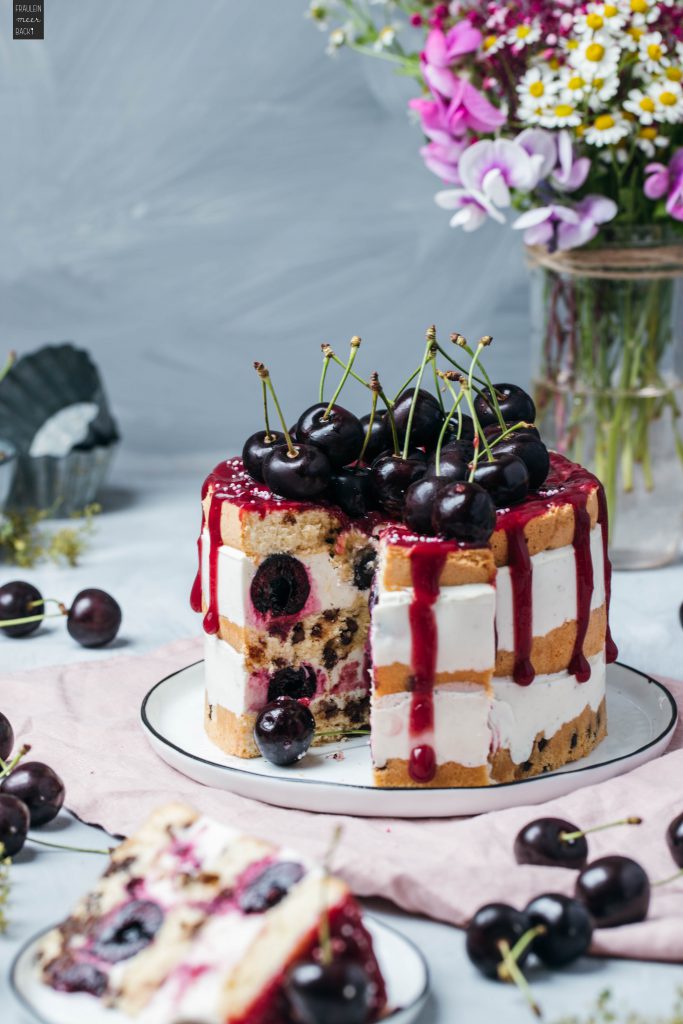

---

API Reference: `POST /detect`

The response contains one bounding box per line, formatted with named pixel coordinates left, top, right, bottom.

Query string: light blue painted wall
left=0, top=0, right=528, bottom=455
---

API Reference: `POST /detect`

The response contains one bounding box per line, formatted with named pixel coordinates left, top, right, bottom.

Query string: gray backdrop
left=0, top=0, right=527, bottom=456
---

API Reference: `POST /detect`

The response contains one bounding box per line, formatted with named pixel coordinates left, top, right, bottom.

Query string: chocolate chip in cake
left=310, top=623, right=323, bottom=639
left=323, top=608, right=339, bottom=623
left=352, top=547, right=377, bottom=591
left=570, top=732, right=578, bottom=749
left=537, top=737, right=548, bottom=752
left=268, top=665, right=317, bottom=703
left=322, top=641, right=339, bottom=671
left=339, top=617, right=358, bottom=646
left=290, top=622, right=305, bottom=644
left=521, top=761, right=532, bottom=773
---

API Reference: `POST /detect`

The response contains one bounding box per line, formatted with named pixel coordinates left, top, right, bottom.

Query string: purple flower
left=459, top=138, right=541, bottom=207
left=645, top=149, right=683, bottom=221
left=409, top=95, right=455, bottom=145
left=553, top=131, right=591, bottom=192
left=422, top=23, right=483, bottom=96
left=513, top=195, right=617, bottom=250
left=420, top=138, right=469, bottom=184
left=435, top=186, right=506, bottom=231
left=516, top=128, right=557, bottom=181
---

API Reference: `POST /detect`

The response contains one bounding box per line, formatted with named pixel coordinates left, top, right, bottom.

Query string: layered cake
left=192, top=338, right=617, bottom=787
left=36, top=803, right=387, bottom=1023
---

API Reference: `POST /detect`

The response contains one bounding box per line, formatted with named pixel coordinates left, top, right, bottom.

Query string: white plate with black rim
left=11, top=917, right=429, bottom=1024
left=140, top=660, right=677, bottom=819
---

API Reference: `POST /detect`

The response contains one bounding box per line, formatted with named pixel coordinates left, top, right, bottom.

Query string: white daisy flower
left=621, top=0, right=661, bottom=27
left=558, top=67, right=590, bottom=103
left=482, top=32, right=506, bottom=56
left=517, top=66, right=559, bottom=112
left=648, top=80, right=683, bottom=123
left=570, top=34, right=621, bottom=79
left=635, top=125, right=670, bottom=156
left=624, top=86, right=659, bottom=123
left=506, top=21, right=541, bottom=51
left=586, top=70, right=620, bottom=108
left=574, top=3, right=627, bottom=36
left=373, top=24, right=398, bottom=51
left=306, top=2, right=329, bottom=30
left=622, top=24, right=646, bottom=52
left=662, top=64, right=683, bottom=87
left=540, top=101, right=583, bottom=129
left=584, top=112, right=631, bottom=146
left=326, top=26, right=347, bottom=55
left=638, top=32, right=669, bottom=73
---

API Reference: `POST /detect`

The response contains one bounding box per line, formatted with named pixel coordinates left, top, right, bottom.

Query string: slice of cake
left=36, top=803, right=387, bottom=1023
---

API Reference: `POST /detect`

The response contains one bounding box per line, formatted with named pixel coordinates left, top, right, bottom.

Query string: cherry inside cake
left=191, top=334, right=617, bottom=787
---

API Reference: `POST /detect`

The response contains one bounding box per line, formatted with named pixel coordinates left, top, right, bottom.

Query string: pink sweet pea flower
left=435, top=186, right=506, bottom=231
left=423, top=21, right=483, bottom=90
left=516, top=128, right=557, bottom=180
left=420, top=138, right=469, bottom=184
left=459, top=138, right=541, bottom=208
left=409, top=95, right=453, bottom=145
left=553, top=131, right=591, bottom=192
left=645, top=149, right=683, bottom=221
left=411, top=82, right=505, bottom=139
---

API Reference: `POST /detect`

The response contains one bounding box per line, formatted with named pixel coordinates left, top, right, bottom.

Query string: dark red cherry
left=426, top=447, right=470, bottom=484
left=267, top=665, right=317, bottom=703
left=444, top=413, right=475, bottom=442
left=403, top=476, right=445, bottom=534
left=465, top=903, right=533, bottom=980
left=472, top=453, right=529, bottom=507
left=0, top=712, right=13, bottom=762
left=492, top=434, right=550, bottom=490
left=254, top=697, right=315, bottom=766
left=575, top=856, right=650, bottom=928
left=239, top=860, right=305, bottom=913
left=370, top=453, right=426, bottom=516
left=67, top=589, right=122, bottom=648
left=485, top=422, right=540, bottom=442
left=392, top=388, right=444, bottom=449
left=0, top=793, right=30, bottom=857
left=286, top=959, right=373, bottom=1024
left=525, top=893, right=593, bottom=967
left=514, top=818, right=588, bottom=870
left=250, top=554, right=311, bottom=617
left=328, top=468, right=372, bottom=518
left=667, top=812, right=683, bottom=868
left=352, top=546, right=377, bottom=591
left=296, top=404, right=364, bottom=470
left=475, top=384, right=536, bottom=427
left=46, top=957, right=108, bottom=997
left=0, top=762, right=65, bottom=827
left=263, top=443, right=332, bottom=501
left=242, top=430, right=286, bottom=483
left=91, top=899, right=164, bottom=962
left=359, top=413, right=389, bottom=465
left=432, top=481, right=496, bottom=544
left=0, top=580, right=43, bottom=638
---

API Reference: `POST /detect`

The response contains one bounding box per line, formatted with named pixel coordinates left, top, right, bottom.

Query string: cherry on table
left=393, top=388, right=444, bottom=449
left=296, top=403, right=365, bottom=470
left=328, top=468, right=372, bottom=518
left=0, top=761, right=65, bottom=827
left=0, top=792, right=30, bottom=857
left=525, top=893, right=593, bottom=967
left=475, top=384, right=536, bottom=428
left=285, top=959, right=373, bottom=1024
left=254, top=697, right=315, bottom=766
left=242, top=430, right=285, bottom=483
left=575, top=855, right=650, bottom=928
left=432, top=481, right=496, bottom=544
left=492, top=434, right=550, bottom=490
left=359, top=413, right=388, bottom=465
left=666, top=812, right=683, bottom=868
left=263, top=443, right=332, bottom=501
left=403, top=476, right=444, bottom=534
left=465, top=903, right=533, bottom=980
left=0, top=712, right=13, bottom=762
left=514, top=817, right=588, bottom=870
left=67, top=589, right=122, bottom=648
left=472, top=453, right=529, bottom=508
left=0, top=581, right=44, bottom=638
left=369, top=452, right=426, bottom=517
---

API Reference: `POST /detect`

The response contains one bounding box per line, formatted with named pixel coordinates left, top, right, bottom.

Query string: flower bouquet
left=308, top=0, right=683, bottom=567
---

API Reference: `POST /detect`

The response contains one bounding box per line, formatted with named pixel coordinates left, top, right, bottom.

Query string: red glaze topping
left=506, top=526, right=534, bottom=686
left=596, top=484, right=619, bottom=664
left=567, top=491, right=594, bottom=682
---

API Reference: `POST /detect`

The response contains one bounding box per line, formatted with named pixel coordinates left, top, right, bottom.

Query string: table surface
left=2, top=453, right=683, bottom=1024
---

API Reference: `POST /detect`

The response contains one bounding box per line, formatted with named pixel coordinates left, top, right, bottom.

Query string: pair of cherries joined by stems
left=242, top=329, right=550, bottom=545
left=467, top=812, right=683, bottom=1017
left=0, top=580, right=121, bottom=648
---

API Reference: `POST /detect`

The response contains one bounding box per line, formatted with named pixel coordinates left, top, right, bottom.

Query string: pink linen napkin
left=2, top=638, right=682, bottom=962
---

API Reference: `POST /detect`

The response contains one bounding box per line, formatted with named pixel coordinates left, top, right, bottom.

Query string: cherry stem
left=489, top=421, right=534, bottom=447
left=28, top=837, right=110, bottom=855
left=434, top=340, right=488, bottom=392
left=319, top=345, right=333, bottom=403
left=497, top=938, right=543, bottom=1018
left=0, top=612, right=64, bottom=629
left=255, top=363, right=296, bottom=458
left=316, top=728, right=371, bottom=740
left=432, top=356, right=446, bottom=415
left=0, top=744, right=31, bottom=780
left=435, top=375, right=464, bottom=477
left=559, top=816, right=642, bottom=843
left=261, top=377, right=273, bottom=439
left=357, top=387, right=378, bottom=466
left=392, top=366, right=421, bottom=404
left=468, top=343, right=495, bottom=463
left=651, top=868, right=683, bottom=888
left=319, top=824, right=343, bottom=966
left=326, top=350, right=395, bottom=421
left=323, top=336, right=360, bottom=420
left=402, top=327, right=436, bottom=460
left=455, top=334, right=505, bottom=429
left=28, top=598, right=68, bottom=615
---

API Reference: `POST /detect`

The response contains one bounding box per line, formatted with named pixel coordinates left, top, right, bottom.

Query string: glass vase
left=530, top=227, right=683, bottom=570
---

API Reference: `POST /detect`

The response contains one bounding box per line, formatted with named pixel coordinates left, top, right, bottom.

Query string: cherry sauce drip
left=506, top=525, right=535, bottom=686
left=189, top=515, right=204, bottom=614
left=407, top=544, right=449, bottom=783
left=203, top=492, right=223, bottom=636
left=596, top=485, right=618, bottom=664
left=567, top=492, right=594, bottom=682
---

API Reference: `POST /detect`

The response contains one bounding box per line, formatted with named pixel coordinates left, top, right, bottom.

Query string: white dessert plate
left=11, top=917, right=429, bottom=1024
left=140, top=660, right=677, bottom=819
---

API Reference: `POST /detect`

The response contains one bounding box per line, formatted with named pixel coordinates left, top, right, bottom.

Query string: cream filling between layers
left=200, top=532, right=359, bottom=628
left=204, top=633, right=368, bottom=716
left=495, top=527, right=606, bottom=650
left=371, top=583, right=497, bottom=674
left=371, top=653, right=606, bottom=770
